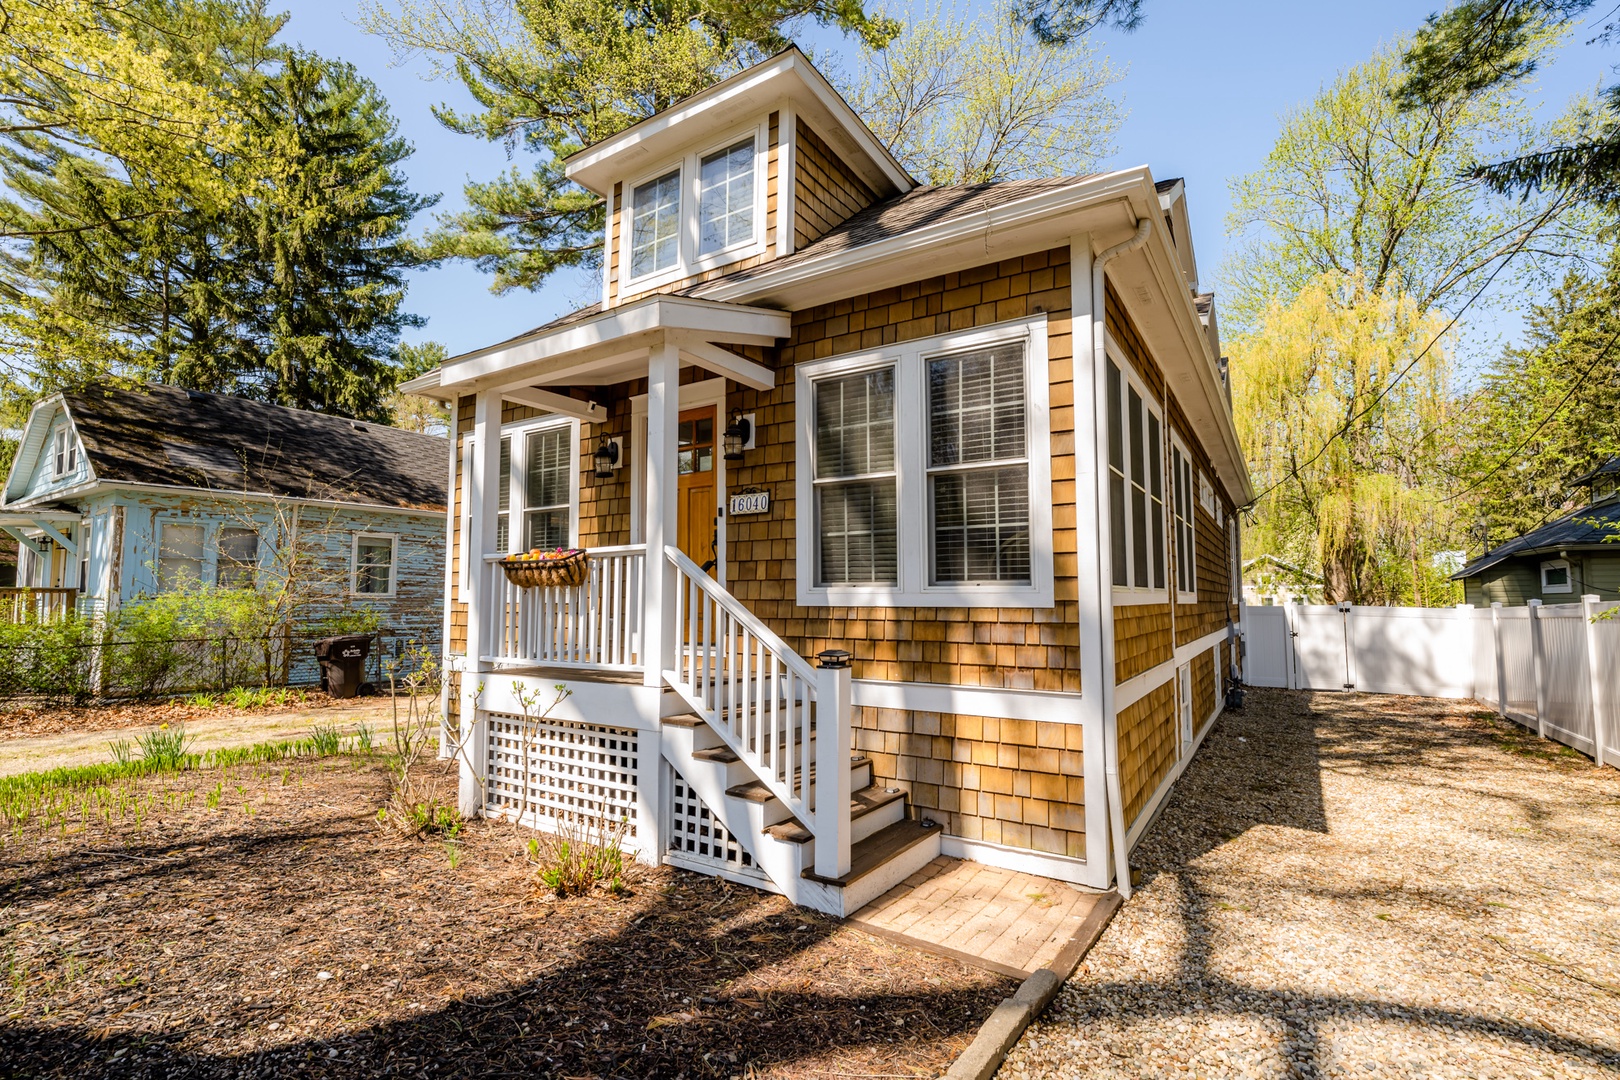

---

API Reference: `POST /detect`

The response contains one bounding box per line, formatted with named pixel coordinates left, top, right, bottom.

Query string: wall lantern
left=723, top=411, right=754, bottom=461
left=593, top=435, right=621, bottom=479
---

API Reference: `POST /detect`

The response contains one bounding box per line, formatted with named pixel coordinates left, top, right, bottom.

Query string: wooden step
left=724, top=754, right=871, bottom=803
left=661, top=713, right=705, bottom=729
left=801, top=818, right=939, bottom=887
left=762, top=784, right=906, bottom=844
left=691, top=745, right=740, bottom=764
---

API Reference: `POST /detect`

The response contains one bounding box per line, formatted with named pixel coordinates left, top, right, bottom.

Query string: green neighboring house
left=1454, top=460, right=1620, bottom=605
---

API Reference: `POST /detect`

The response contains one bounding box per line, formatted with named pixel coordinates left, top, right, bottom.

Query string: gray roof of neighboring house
left=60, top=385, right=447, bottom=512
left=1572, top=458, right=1620, bottom=486
left=1453, top=498, right=1620, bottom=579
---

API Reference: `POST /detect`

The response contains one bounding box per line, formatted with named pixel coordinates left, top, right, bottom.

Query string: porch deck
left=849, top=857, right=1112, bottom=979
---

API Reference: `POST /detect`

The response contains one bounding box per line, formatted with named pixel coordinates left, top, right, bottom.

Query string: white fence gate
left=1242, top=599, right=1618, bottom=769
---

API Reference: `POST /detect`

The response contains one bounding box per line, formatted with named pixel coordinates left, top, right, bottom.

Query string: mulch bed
left=0, top=695, right=345, bottom=742
left=0, top=756, right=1011, bottom=1078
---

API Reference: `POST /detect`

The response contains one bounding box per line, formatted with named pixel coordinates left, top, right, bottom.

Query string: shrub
left=0, top=614, right=98, bottom=704
left=526, top=817, right=632, bottom=898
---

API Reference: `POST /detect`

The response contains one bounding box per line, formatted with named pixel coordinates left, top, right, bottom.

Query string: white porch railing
left=481, top=545, right=645, bottom=669
left=664, top=545, right=852, bottom=877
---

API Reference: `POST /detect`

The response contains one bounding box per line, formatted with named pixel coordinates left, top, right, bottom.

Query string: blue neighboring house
left=0, top=385, right=448, bottom=665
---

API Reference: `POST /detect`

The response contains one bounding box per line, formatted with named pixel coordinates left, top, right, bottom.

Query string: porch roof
left=401, top=293, right=789, bottom=405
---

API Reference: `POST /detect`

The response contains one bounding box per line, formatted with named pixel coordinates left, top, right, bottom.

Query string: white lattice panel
left=669, top=773, right=757, bottom=874
left=485, top=714, right=639, bottom=842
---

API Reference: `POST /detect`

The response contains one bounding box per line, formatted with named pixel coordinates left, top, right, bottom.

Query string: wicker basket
left=500, top=550, right=588, bottom=589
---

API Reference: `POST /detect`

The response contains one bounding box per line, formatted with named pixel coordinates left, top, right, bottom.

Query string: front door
left=677, top=406, right=718, bottom=576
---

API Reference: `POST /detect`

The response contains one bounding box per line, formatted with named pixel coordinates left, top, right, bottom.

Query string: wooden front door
left=677, top=406, right=718, bottom=575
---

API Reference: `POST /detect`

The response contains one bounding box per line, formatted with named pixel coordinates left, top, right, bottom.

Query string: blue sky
left=270, top=0, right=1614, bottom=359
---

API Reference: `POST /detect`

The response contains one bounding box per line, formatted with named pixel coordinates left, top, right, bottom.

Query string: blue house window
left=353, top=534, right=397, bottom=596
left=157, top=523, right=205, bottom=592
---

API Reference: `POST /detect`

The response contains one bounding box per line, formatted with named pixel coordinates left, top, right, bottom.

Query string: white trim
left=630, top=377, right=730, bottom=587
left=507, top=417, right=580, bottom=555
left=851, top=679, right=1082, bottom=723
left=939, top=835, right=1094, bottom=884
left=1170, top=434, right=1197, bottom=604
left=351, top=532, right=399, bottom=598
left=1106, top=336, right=1170, bottom=607
left=619, top=120, right=772, bottom=296
left=775, top=103, right=796, bottom=256
left=1125, top=683, right=1223, bottom=851
left=1540, top=558, right=1573, bottom=594
left=794, top=315, right=1054, bottom=609
left=1112, top=625, right=1231, bottom=712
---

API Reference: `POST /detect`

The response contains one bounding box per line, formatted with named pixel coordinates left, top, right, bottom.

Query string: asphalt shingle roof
left=1454, top=498, right=1620, bottom=579
left=64, top=385, right=448, bottom=512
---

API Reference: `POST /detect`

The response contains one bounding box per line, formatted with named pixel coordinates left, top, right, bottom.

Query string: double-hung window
left=53, top=427, right=77, bottom=477
left=523, top=426, right=572, bottom=550
left=629, top=170, right=681, bottom=279
left=797, top=318, right=1052, bottom=606
left=1107, top=355, right=1165, bottom=598
left=1171, top=442, right=1196, bottom=600
left=813, top=367, right=898, bottom=585
left=216, top=527, right=258, bottom=588
left=157, top=522, right=204, bottom=592
left=927, top=345, right=1030, bottom=584
left=698, top=139, right=755, bottom=256
left=353, top=534, right=396, bottom=596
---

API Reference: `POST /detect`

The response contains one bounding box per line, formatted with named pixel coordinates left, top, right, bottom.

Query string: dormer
left=1154, top=178, right=1199, bottom=294
left=565, top=48, right=914, bottom=309
left=1573, top=459, right=1620, bottom=505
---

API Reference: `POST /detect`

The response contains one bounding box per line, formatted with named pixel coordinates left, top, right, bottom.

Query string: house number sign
left=728, top=491, right=770, bottom=516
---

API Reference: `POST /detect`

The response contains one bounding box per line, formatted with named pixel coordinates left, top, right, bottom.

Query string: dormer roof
left=564, top=46, right=914, bottom=200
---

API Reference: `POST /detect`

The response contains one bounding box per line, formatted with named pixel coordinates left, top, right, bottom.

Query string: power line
left=1245, top=201, right=1563, bottom=508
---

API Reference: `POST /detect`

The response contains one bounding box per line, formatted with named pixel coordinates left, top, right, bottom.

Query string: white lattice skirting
left=484, top=714, right=640, bottom=843
left=668, top=771, right=764, bottom=880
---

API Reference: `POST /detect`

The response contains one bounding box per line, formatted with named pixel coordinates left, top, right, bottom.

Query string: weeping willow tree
left=1232, top=273, right=1464, bottom=605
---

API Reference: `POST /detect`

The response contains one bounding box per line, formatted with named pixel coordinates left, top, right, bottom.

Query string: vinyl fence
left=1242, top=599, right=1619, bottom=769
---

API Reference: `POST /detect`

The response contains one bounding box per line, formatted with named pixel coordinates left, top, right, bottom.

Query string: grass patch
left=1, top=726, right=374, bottom=835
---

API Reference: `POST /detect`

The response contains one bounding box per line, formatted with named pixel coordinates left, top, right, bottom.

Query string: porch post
left=458, top=388, right=501, bottom=818
left=814, top=655, right=853, bottom=879
left=1582, top=594, right=1605, bottom=768
left=1491, top=601, right=1506, bottom=716
left=642, top=340, right=679, bottom=689
left=1528, top=598, right=1546, bottom=738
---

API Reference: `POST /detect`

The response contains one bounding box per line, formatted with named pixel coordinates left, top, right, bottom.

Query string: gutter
left=1093, top=217, right=1151, bottom=901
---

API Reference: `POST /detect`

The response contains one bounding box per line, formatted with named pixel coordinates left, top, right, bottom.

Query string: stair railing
left=664, top=545, right=851, bottom=875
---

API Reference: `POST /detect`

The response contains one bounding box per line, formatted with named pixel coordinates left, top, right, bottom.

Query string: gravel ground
left=1001, top=688, right=1620, bottom=1080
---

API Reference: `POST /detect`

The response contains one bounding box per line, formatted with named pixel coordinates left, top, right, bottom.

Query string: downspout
left=1093, top=218, right=1151, bottom=899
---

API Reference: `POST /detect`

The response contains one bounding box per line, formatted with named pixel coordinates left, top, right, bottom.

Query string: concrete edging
left=943, top=891, right=1123, bottom=1080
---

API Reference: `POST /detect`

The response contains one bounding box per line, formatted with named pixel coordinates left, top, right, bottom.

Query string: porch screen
left=926, top=343, right=1030, bottom=583
left=813, top=367, right=897, bottom=585
left=524, top=427, right=571, bottom=551
left=1106, top=358, right=1166, bottom=593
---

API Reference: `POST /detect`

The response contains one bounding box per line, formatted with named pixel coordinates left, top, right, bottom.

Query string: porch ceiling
left=407, top=294, right=790, bottom=403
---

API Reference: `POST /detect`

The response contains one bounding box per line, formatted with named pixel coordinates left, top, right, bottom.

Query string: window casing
left=523, top=426, right=572, bottom=551
left=1107, top=352, right=1166, bottom=602
left=353, top=534, right=397, bottom=597
left=157, top=522, right=205, bottom=592
left=1171, top=441, right=1197, bottom=601
left=53, top=427, right=77, bottom=477
left=216, top=527, right=258, bottom=589
left=619, top=123, right=767, bottom=290
left=495, top=436, right=512, bottom=552
left=795, top=317, right=1053, bottom=607
left=1540, top=559, right=1572, bottom=594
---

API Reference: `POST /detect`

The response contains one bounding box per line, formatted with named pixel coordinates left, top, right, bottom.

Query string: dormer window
left=630, top=170, right=681, bottom=278
left=698, top=139, right=756, bottom=255
left=619, top=124, right=768, bottom=290
left=53, top=428, right=77, bottom=477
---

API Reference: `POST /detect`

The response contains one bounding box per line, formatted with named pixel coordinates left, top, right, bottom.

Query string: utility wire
left=1245, top=200, right=1563, bottom=508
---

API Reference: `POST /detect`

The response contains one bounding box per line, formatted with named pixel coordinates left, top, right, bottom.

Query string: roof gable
left=17, top=386, right=448, bottom=512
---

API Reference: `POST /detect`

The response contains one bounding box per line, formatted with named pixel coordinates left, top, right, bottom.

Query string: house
left=404, top=48, right=1253, bottom=913
left=1454, top=460, right=1620, bottom=605
left=1241, top=554, right=1323, bottom=606
left=0, top=385, right=448, bottom=663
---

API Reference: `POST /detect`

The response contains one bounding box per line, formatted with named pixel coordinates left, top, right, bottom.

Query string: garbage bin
left=314, top=634, right=372, bottom=698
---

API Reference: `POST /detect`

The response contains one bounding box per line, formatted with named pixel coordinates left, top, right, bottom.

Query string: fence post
left=1528, top=599, right=1547, bottom=738
left=1491, top=602, right=1506, bottom=716
left=1583, top=594, right=1606, bottom=769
